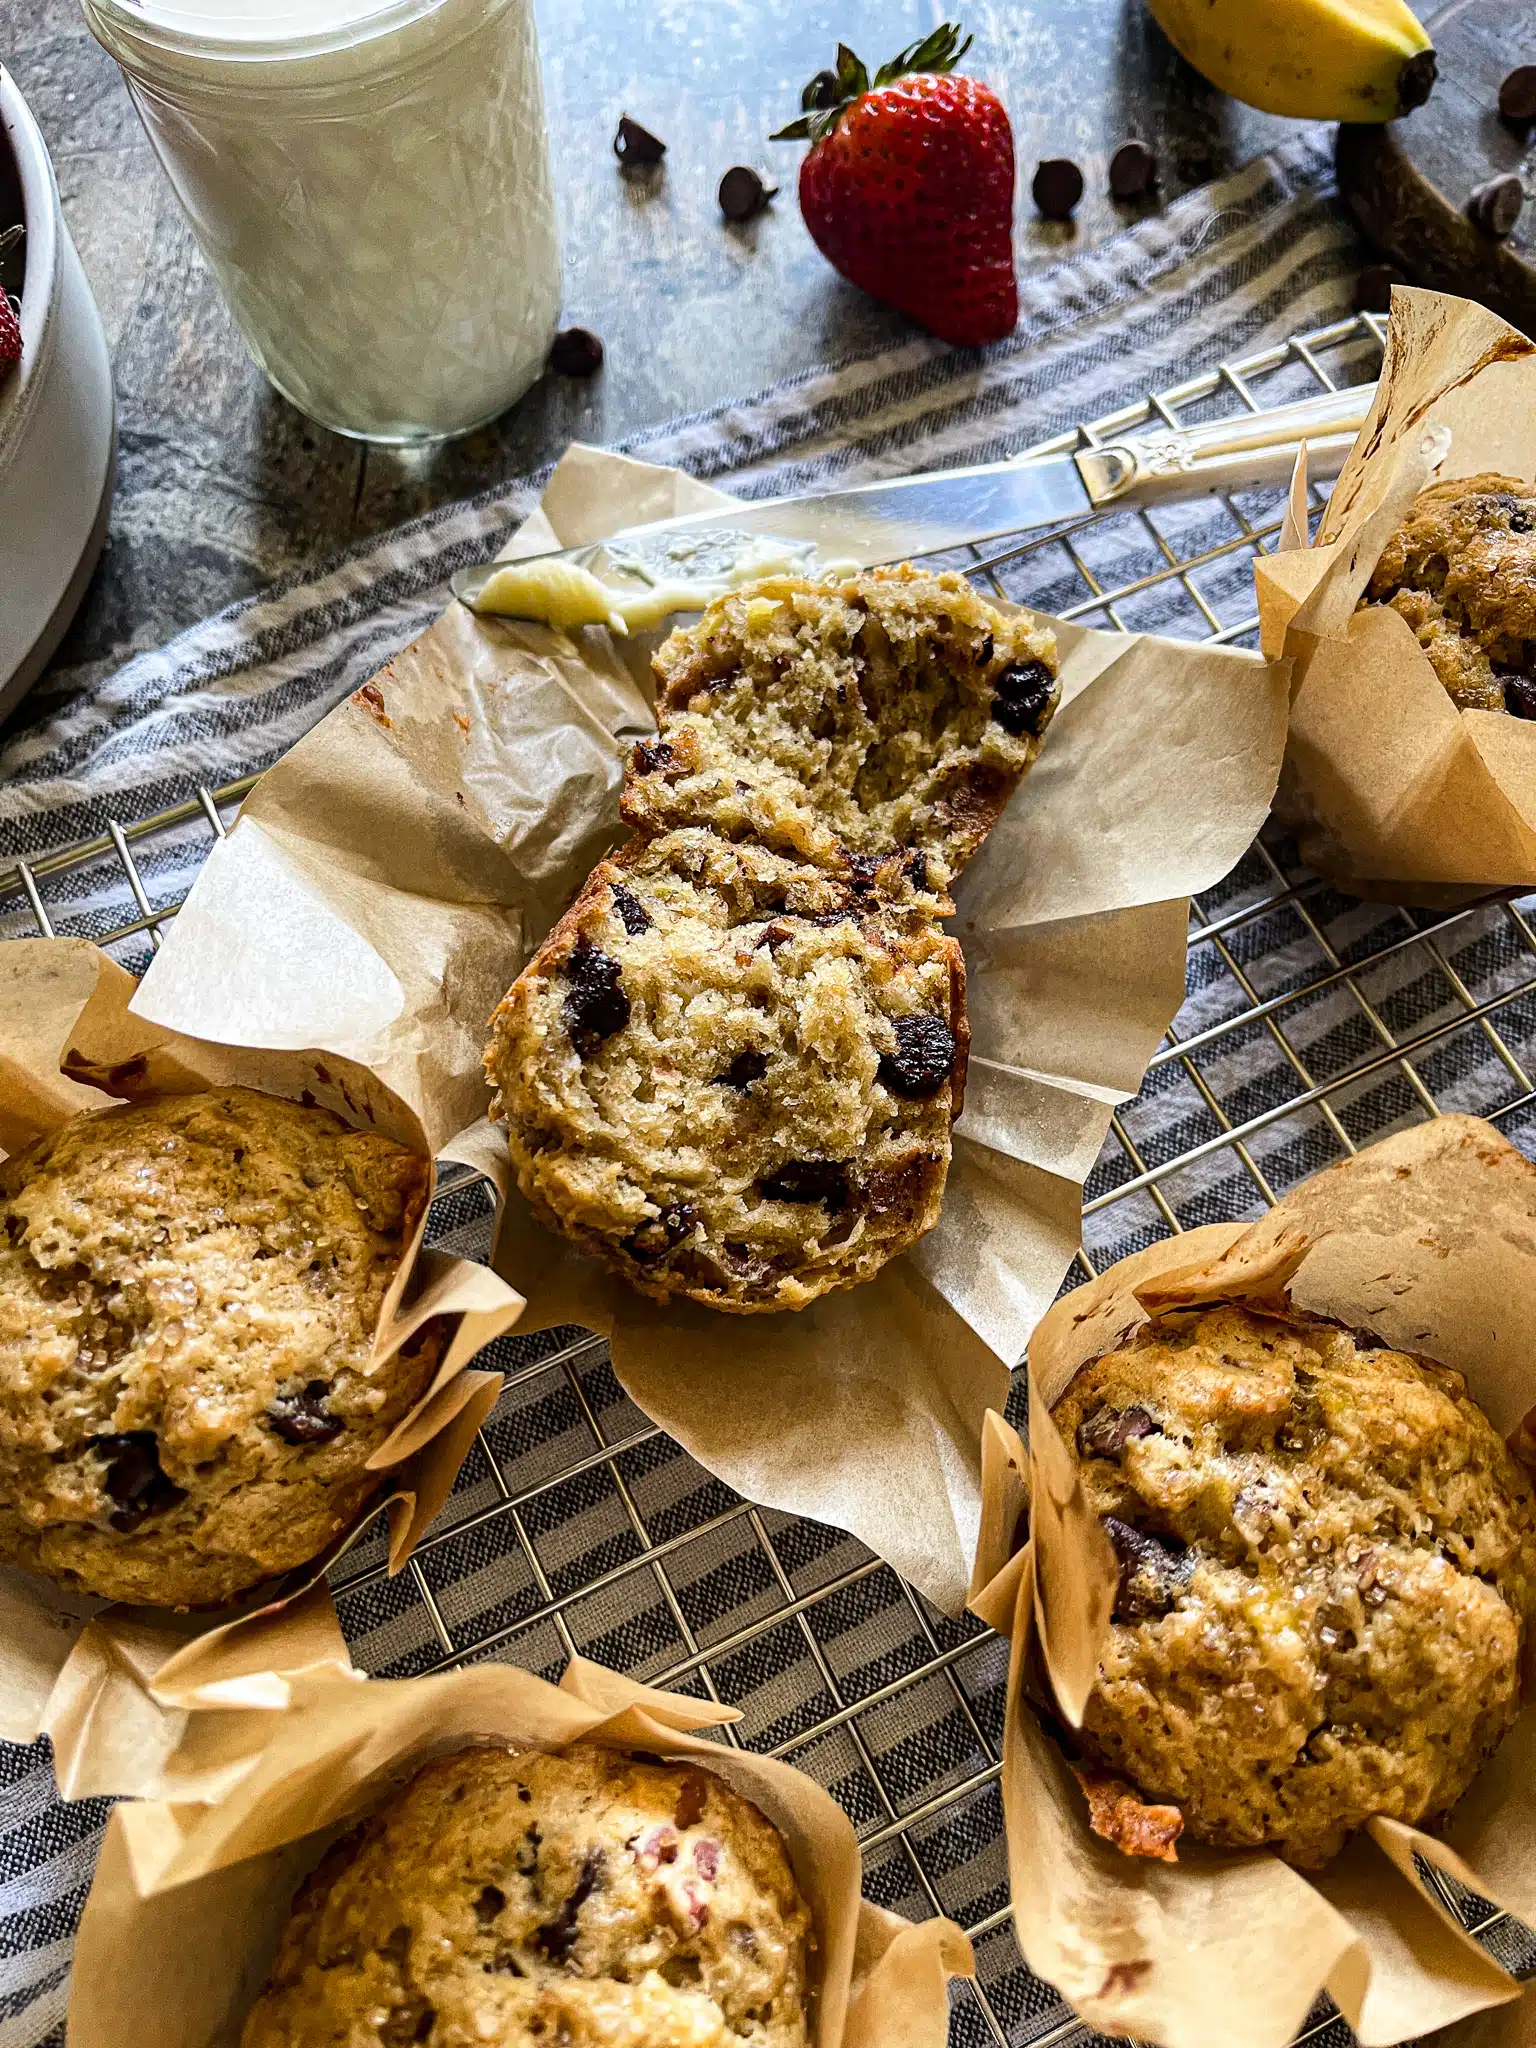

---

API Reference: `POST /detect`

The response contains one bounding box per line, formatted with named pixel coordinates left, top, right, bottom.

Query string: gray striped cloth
left=0, top=131, right=1383, bottom=2048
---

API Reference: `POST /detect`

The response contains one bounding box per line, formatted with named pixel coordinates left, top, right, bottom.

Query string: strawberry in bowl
left=773, top=22, right=1018, bottom=347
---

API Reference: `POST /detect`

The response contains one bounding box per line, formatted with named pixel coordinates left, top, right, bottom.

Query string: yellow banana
left=1144, top=0, right=1436, bottom=122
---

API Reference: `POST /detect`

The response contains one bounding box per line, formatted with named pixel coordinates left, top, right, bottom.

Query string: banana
left=1144, top=0, right=1436, bottom=122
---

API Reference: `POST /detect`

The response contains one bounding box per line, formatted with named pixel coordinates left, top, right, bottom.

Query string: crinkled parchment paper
left=66, top=1650, right=971, bottom=2048
left=970, top=1114, right=1536, bottom=2048
left=1256, top=285, right=1536, bottom=899
left=130, top=441, right=1289, bottom=1612
left=0, top=937, right=522, bottom=1798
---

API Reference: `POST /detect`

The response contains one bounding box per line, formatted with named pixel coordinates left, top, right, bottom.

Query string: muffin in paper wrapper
left=0, top=937, right=523, bottom=1799
left=969, top=1114, right=1536, bottom=2048
left=64, top=1647, right=971, bottom=2048
left=1256, top=285, right=1536, bottom=901
left=127, top=441, right=1289, bottom=1615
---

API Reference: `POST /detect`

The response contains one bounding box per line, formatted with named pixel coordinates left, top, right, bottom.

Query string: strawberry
left=773, top=24, right=1017, bottom=348
left=0, top=223, right=23, bottom=385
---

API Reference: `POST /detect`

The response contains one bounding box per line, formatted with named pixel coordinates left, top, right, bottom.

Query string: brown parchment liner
left=968, top=1114, right=1536, bottom=2048
left=128, top=441, right=1290, bottom=1614
left=1255, top=284, right=1536, bottom=902
left=64, top=1651, right=972, bottom=2048
left=0, top=937, right=524, bottom=1800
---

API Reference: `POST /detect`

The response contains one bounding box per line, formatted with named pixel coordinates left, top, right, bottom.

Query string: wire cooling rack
left=3, top=309, right=1534, bottom=2048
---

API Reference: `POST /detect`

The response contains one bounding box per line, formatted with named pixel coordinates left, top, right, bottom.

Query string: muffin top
left=1363, top=471, right=1536, bottom=716
left=0, top=1087, right=434, bottom=1607
left=1053, top=1302, right=1536, bottom=1868
left=241, top=1743, right=813, bottom=2048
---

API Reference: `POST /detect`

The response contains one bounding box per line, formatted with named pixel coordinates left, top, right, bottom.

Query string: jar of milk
left=83, top=0, right=562, bottom=443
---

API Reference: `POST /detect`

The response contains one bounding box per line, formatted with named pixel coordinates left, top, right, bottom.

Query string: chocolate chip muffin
left=241, top=1744, right=812, bottom=2048
left=0, top=1088, right=437, bottom=1607
left=485, top=829, right=966, bottom=1313
left=1363, top=471, right=1536, bottom=716
left=1053, top=1303, right=1536, bottom=1869
left=623, top=566, right=1060, bottom=894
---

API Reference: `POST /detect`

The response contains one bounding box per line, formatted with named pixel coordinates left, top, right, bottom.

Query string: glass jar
left=83, top=0, right=562, bottom=443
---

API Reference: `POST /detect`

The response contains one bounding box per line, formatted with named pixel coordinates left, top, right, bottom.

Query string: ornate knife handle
left=1076, top=384, right=1379, bottom=508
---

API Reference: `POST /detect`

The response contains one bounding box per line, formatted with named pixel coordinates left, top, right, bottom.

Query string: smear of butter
left=471, top=560, right=632, bottom=633
left=468, top=536, right=865, bottom=633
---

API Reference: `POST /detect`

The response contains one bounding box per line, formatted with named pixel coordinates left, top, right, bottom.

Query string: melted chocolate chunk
left=632, top=738, right=676, bottom=776
left=845, top=852, right=885, bottom=895
left=993, top=659, right=1056, bottom=738
left=628, top=1202, right=700, bottom=1260
left=1105, top=1517, right=1194, bottom=1622
left=759, top=1160, right=850, bottom=1210
left=268, top=1380, right=344, bottom=1446
left=714, top=1049, right=768, bottom=1091
left=1076, top=1404, right=1157, bottom=1458
left=90, top=1432, right=186, bottom=1531
left=474, top=1885, right=506, bottom=1925
left=878, top=1014, right=957, bottom=1099
left=905, top=849, right=929, bottom=891
left=610, top=883, right=650, bottom=936
left=674, top=1772, right=710, bottom=1830
left=533, top=1848, right=603, bottom=1963
left=562, top=937, right=630, bottom=1053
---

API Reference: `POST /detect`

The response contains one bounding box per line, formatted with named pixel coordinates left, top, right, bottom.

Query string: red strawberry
left=773, top=24, right=1017, bottom=348
left=0, top=223, right=22, bottom=385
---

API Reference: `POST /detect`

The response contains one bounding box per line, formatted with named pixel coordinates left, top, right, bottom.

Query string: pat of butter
left=469, top=537, right=867, bottom=633
left=472, top=560, right=631, bottom=633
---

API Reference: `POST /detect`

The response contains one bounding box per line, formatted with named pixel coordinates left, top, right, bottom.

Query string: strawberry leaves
left=773, top=20, right=974, bottom=142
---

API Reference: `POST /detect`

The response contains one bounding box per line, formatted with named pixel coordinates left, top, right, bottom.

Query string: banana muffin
left=485, top=828, right=967, bottom=1313
left=241, top=1743, right=813, bottom=2048
left=0, top=1087, right=437, bottom=1607
left=1363, top=471, right=1536, bottom=716
left=623, top=566, right=1060, bottom=894
left=1053, top=1303, right=1536, bottom=1869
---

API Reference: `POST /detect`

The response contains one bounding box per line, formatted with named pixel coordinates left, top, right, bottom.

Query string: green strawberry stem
left=772, top=20, right=973, bottom=141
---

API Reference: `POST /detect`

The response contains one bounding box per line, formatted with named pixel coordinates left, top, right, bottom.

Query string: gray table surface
left=8, top=0, right=1298, bottom=722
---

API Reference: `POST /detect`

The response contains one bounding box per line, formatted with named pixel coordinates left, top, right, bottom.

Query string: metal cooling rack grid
left=2, top=308, right=1533, bottom=2048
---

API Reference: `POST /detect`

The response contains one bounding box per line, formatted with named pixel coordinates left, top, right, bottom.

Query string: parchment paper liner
left=0, top=936, right=523, bottom=1799
left=128, top=440, right=1289, bottom=1613
left=64, top=1649, right=972, bottom=2048
left=1255, top=284, right=1536, bottom=901
left=968, top=1113, right=1536, bottom=2048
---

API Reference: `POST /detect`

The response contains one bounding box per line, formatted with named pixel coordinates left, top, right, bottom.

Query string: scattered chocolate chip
left=614, top=114, right=665, bottom=167
left=714, top=1049, right=768, bottom=1090
left=877, top=1014, right=957, bottom=1099
left=905, top=849, right=929, bottom=891
left=1076, top=1404, right=1157, bottom=1458
left=1501, top=64, right=1536, bottom=122
left=1352, top=263, right=1406, bottom=316
left=845, top=851, right=885, bottom=894
left=1032, top=157, right=1084, bottom=221
left=802, top=67, right=841, bottom=111
left=474, top=1885, right=506, bottom=1925
left=1104, top=1516, right=1194, bottom=1622
left=977, top=632, right=994, bottom=667
left=1510, top=505, right=1536, bottom=534
left=993, top=659, right=1056, bottom=737
left=609, top=882, right=650, bottom=936
left=632, top=737, right=676, bottom=776
left=268, top=1379, right=344, bottom=1446
left=1396, top=47, right=1437, bottom=113
left=1467, top=173, right=1524, bottom=239
left=628, top=1202, right=700, bottom=1260
left=719, top=165, right=777, bottom=222
left=1506, top=676, right=1536, bottom=719
left=516, top=1824, right=542, bottom=1876
left=1108, top=139, right=1158, bottom=200
left=674, top=1772, right=711, bottom=1829
left=562, top=937, right=630, bottom=1053
left=549, top=327, right=604, bottom=377
left=90, top=1432, right=185, bottom=1530
left=533, top=1848, right=603, bottom=1963
left=759, top=1160, right=850, bottom=1210
left=811, top=905, right=857, bottom=927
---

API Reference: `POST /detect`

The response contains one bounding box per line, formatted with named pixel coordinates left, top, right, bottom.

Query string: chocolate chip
left=610, top=883, right=650, bottom=936
left=877, top=1014, right=957, bottom=1099
left=977, top=633, right=994, bottom=667
left=1104, top=1516, right=1194, bottom=1622
left=1501, top=65, right=1536, bottom=122
left=562, top=937, right=630, bottom=1053
left=1467, top=173, right=1524, bottom=239
left=714, top=1049, right=768, bottom=1090
left=802, top=67, right=840, bottom=111
left=533, top=1848, right=603, bottom=1963
left=674, top=1771, right=710, bottom=1829
left=1509, top=506, right=1536, bottom=534
left=628, top=1202, right=700, bottom=1259
left=993, top=659, right=1056, bottom=737
left=1108, top=139, right=1158, bottom=200
left=845, top=852, right=885, bottom=894
left=1353, top=263, right=1406, bottom=316
left=1076, top=1405, right=1157, bottom=1458
left=516, top=1823, right=542, bottom=1876
left=905, top=849, right=929, bottom=891
left=719, top=165, right=777, bottom=222
left=759, top=1160, right=850, bottom=1210
left=89, top=1432, right=186, bottom=1530
left=614, top=114, right=665, bottom=166
left=474, top=1885, right=506, bottom=1925
left=1506, top=676, right=1536, bottom=719
left=632, top=738, right=675, bottom=776
left=1032, top=158, right=1084, bottom=221
left=755, top=920, right=793, bottom=951
left=549, top=327, right=604, bottom=377
left=268, top=1380, right=344, bottom=1446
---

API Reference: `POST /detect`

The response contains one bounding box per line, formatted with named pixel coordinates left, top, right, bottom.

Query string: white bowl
left=0, top=66, right=116, bottom=719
